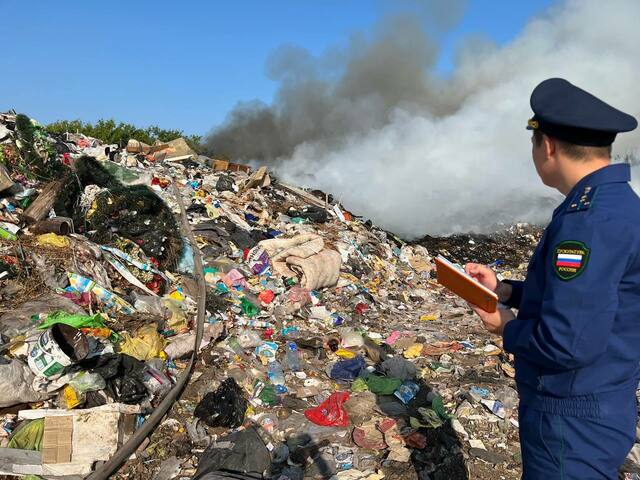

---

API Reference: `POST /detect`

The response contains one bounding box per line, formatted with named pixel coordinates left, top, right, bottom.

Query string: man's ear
left=543, top=134, right=556, bottom=159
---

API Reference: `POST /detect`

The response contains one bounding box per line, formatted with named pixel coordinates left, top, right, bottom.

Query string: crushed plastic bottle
left=267, top=360, right=285, bottom=387
left=494, top=386, right=519, bottom=416
left=284, top=342, right=301, bottom=372
left=225, top=336, right=244, bottom=356
left=257, top=413, right=278, bottom=435
left=237, top=329, right=262, bottom=349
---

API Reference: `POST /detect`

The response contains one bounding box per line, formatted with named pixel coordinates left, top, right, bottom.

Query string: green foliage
left=46, top=119, right=202, bottom=153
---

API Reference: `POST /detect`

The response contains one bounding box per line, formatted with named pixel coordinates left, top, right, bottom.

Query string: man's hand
left=469, top=304, right=515, bottom=335
left=464, top=263, right=512, bottom=303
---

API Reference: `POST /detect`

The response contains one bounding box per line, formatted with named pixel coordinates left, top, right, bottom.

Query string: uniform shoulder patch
left=553, top=240, right=590, bottom=280
left=567, top=186, right=597, bottom=212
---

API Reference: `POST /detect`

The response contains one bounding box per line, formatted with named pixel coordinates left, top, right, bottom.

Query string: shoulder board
left=567, top=185, right=597, bottom=213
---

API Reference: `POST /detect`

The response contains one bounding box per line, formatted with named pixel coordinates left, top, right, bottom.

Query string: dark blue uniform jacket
left=503, top=163, right=640, bottom=417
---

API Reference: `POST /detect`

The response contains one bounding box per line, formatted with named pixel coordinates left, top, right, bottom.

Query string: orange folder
left=435, top=255, right=498, bottom=313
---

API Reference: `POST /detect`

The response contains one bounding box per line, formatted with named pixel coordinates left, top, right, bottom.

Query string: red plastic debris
left=151, top=177, right=170, bottom=189
left=304, top=391, right=350, bottom=427
left=355, top=303, right=369, bottom=315
left=259, top=289, right=275, bottom=304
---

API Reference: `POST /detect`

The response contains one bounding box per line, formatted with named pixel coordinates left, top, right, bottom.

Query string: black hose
left=86, top=178, right=206, bottom=480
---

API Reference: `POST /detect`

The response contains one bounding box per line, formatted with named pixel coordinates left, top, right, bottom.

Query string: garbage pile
left=1, top=111, right=544, bottom=480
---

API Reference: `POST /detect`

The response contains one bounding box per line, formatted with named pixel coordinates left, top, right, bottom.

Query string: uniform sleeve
left=503, top=213, right=632, bottom=370
left=502, top=280, right=523, bottom=309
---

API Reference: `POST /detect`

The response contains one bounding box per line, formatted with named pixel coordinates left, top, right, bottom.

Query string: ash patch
left=412, top=224, right=543, bottom=269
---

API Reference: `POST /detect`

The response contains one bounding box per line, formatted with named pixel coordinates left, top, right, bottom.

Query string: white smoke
left=278, top=0, right=640, bottom=236
left=209, top=0, right=640, bottom=237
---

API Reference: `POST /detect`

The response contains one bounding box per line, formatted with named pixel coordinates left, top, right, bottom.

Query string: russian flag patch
left=553, top=241, right=590, bottom=280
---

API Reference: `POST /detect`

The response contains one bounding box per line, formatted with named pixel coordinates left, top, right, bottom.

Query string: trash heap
left=0, top=111, right=541, bottom=480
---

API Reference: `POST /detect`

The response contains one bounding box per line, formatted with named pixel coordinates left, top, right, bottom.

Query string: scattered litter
left=0, top=111, right=538, bottom=479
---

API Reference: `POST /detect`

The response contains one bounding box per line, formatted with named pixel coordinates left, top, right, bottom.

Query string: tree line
left=46, top=119, right=202, bottom=153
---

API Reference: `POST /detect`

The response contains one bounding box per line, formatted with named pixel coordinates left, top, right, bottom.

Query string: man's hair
left=533, top=130, right=612, bottom=161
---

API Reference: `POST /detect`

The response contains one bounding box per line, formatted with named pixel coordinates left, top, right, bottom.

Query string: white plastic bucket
left=28, top=323, right=89, bottom=378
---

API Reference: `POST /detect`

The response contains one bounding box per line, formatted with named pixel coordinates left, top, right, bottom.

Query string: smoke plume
left=205, top=0, right=640, bottom=237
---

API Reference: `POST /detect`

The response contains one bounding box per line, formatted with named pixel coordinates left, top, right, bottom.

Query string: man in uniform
left=465, top=78, right=639, bottom=478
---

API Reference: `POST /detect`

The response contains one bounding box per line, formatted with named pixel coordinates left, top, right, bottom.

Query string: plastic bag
left=132, top=294, right=166, bottom=316
left=246, top=247, right=270, bottom=275
left=67, top=272, right=135, bottom=315
left=335, top=348, right=357, bottom=359
left=37, top=311, right=106, bottom=330
left=256, top=382, right=278, bottom=406
left=379, top=357, right=417, bottom=381
left=304, top=391, right=350, bottom=427
left=69, top=371, right=106, bottom=393
left=285, top=286, right=311, bottom=305
left=193, top=427, right=270, bottom=480
left=118, top=325, right=166, bottom=361
left=0, top=294, right=86, bottom=337
left=60, top=370, right=106, bottom=409
left=222, top=269, right=247, bottom=288
left=164, top=333, right=195, bottom=358
left=8, top=419, right=44, bottom=451
left=403, top=343, right=423, bottom=359
left=364, top=374, right=402, bottom=395
left=351, top=377, right=369, bottom=393
left=80, top=353, right=148, bottom=404
left=410, top=407, right=444, bottom=429
left=255, top=342, right=278, bottom=363
left=60, top=384, right=84, bottom=409
left=431, top=394, right=451, bottom=420
left=0, top=360, right=50, bottom=408
left=330, top=356, right=366, bottom=381
left=194, top=378, right=248, bottom=428
left=240, top=297, right=259, bottom=318
left=394, top=381, right=420, bottom=404
left=258, top=289, right=275, bottom=304
left=163, top=298, right=189, bottom=334
left=339, top=328, right=364, bottom=348
left=36, top=233, right=70, bottom=248
left=494, top=386, right=519, bottom=416
left=353, top=419, right=387, bottom=450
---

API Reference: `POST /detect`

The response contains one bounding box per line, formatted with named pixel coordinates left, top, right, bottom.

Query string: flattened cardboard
left=42, top=415, right=73, bottom=464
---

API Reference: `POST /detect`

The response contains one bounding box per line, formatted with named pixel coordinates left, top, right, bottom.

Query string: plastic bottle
left=279, top=415, right=351, bottom=447
left=267, top=361, right=285, bottom=386
left=284, top=342, right=301, bottom=372
left=494, top=386, right=519, bottom=416
left=142, top=365, right=172, bottom=399
left=281, top=326, right=299, bottom=337
left=236, top=319, right=273, bottom=329
left=226, top=336, right=244, bottom=356
left=257, top=413, right=278, bottom=435
left=237, top=329, right=262, bottom=349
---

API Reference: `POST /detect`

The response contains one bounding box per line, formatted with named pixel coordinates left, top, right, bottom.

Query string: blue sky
left=1, top=0, right=554, bottom=136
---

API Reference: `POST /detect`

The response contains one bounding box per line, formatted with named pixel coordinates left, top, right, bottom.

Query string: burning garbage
left=0, top=110, right=545, bottom=479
